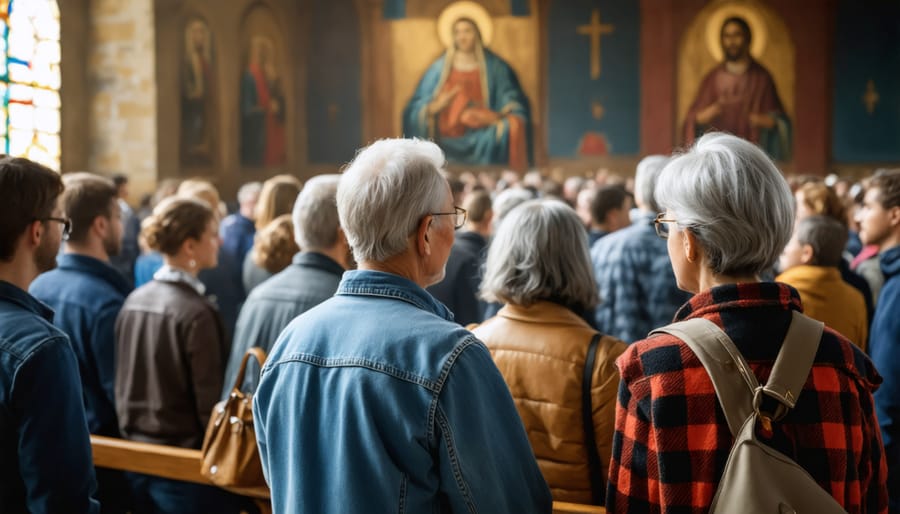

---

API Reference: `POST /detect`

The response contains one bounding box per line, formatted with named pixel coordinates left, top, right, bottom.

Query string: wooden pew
left=91, top=435, right=605, bottom=514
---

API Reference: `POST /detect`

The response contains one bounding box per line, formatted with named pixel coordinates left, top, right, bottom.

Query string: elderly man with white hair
left=221, top=175, right=350, bottom=396
left=253, top=139, right=551, bottom=514
left=590, top=155, right=690, bottom=343
left=606, top=133, right=886, bottom=513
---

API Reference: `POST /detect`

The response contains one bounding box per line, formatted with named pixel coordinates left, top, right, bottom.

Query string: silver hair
left=237, top=181, right=262, bottom=204
left=656, top=132, right=794, bottom=276
left=337, top=138, right=448, bottom=263
left=492, top=187, right=536, bottom=230
left=480, top=199, right=598, bottom=311
left=292, top=174, right=341, bottom=252
left=634, top=155, right=670, bottom=213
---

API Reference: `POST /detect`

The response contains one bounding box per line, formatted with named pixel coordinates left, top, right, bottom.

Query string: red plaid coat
left=606, top=282, right=887, bottom=514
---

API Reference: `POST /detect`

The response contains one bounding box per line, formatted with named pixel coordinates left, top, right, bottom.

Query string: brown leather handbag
left=200, top=347, right=269, bottom=497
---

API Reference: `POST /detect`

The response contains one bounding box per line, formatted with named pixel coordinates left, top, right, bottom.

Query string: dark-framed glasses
left=654, top=213, right=677, bottom=239
left=430, top=206, right=467, bottom=229
left=41, top=217, right=72, bottom=241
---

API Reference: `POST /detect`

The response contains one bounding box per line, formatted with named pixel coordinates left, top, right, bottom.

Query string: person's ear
left=683, top=229, right=699, bottom=263
left=94, top=215, right=108, bottom=237
left=889, top=206, right=900, bottom=228
left=27, top=220, right=43, bottom=247
left=799, top=243, right=815, bottom=265
left=415, top=215, right=432, bottom=257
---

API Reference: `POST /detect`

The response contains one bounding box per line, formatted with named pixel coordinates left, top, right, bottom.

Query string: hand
left=427, top=86, right=460, bottom=115
left=460, top=107, right=500, bottom=128
left=749, top=112, right=776, bottom=129
left=695, top=102, right=722, bottom=125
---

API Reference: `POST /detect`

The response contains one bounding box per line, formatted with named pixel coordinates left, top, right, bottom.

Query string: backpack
left=652, top=311, right=847, bottom=514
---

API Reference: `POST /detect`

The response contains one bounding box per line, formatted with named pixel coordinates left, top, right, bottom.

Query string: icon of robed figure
left=403, top=17, right=532, bottom=171
left=684, top=16, right=791, bottom=160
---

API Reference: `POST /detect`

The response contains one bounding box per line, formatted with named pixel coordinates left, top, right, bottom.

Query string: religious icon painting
left=181, top=17, right=216, bottom=167
left=678, top=0, right=795, bottom=161
left=402, top=1, right=533, bottom=171
left=239, top=4, right=287, bottom=169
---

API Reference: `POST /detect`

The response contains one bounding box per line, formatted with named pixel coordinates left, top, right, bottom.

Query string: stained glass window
left=0, top=0, right=61, bottom=170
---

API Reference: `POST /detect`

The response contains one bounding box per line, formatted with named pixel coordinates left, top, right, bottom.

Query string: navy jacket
left=223, top=252, right=343, bottom=397
left=219, top=213, right=256, bottom=268
left=870, top=245, right=900, bottom=511
left=0, top=280, right=100, bottom=513
left=427, top=231, right=488, bottom=326
left=30, top=254, right=132, bottom=436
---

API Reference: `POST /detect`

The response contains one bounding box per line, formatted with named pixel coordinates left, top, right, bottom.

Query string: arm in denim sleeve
left=91, top=303, right=121, bottom=408
left=434, top=341, right=552, bottom=514
left=13, top=336, right=100, bottom=514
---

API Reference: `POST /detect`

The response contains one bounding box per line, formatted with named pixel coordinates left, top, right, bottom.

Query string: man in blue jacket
left=0, top=157, right=100, bottom=514
left=254, top=138, right=552, bottom=514
left=861, top=169, right=900, bottom=511
left=31, top=172, right=132, bottom=512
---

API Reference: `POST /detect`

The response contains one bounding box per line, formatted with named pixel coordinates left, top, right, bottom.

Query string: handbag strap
left=650, top=311, right=823, bottom=437
left=230, top=347, right=268, bottom=395
left=581, top=333, right=605, bottom=505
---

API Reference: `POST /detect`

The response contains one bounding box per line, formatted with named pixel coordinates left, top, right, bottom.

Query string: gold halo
left=705, top=3, right=768, bottom=61
left=437, top=1, right=494, bottom=49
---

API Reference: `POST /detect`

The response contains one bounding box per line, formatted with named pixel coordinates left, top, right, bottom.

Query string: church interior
left=29, top=0, right=899, bottom=200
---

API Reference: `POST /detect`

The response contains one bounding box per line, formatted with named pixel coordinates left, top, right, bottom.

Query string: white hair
left=337, top=139, right=448, bottom=263
left=655, top=132, right=794, bottom=276
left=480, top=199, right=598, bottom=311
left=292, top=174, right=341, bottom=251
left=634, top=155, right=670, bottom=213
left=237, top=181, right=262, bottom=204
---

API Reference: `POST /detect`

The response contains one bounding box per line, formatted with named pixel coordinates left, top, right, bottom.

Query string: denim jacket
left=0, top=280, right=100, bottom=514
left=30, top=254, right=132, bottom=436
left=254, top=270, right=552, bottom=514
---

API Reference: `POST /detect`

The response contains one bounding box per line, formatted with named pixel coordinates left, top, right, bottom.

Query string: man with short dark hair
left=31, top=172, right=133, bottom=512
left=0, top=157, right=100, bottom=513
left=587, top=185, right=632, bottom=246
left=776, top=215, right=868, bottom=349
left=428, top=188, right=493, bottom=325
left=859, top=169, right=900, bottom=511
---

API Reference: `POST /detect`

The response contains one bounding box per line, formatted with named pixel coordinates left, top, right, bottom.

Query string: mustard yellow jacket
left=471, top=301, right=627, bottom=504
left=776, top=265, right=868, bottom=351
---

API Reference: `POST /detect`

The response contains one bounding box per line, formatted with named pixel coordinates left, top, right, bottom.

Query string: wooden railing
left=91, top=435, right=605, bottom=513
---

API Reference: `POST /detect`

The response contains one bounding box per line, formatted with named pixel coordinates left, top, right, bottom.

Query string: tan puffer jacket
left=471, top=301, right=626, bottom=504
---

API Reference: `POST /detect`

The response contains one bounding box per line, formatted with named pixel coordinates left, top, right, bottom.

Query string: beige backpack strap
left=651, top=319, right=758, bottom=437
left=230, top=347, right=268, bottom=394
left=760, top=311, right=824, bottom=421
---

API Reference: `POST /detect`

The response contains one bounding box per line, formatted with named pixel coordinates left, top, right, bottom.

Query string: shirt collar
left=337, top=269, right=454, bottom=321
left=58, top=253, right=132, bottom=295
left=674, top=281, right=802, bottom=322
left=292, top=251, right=345, bottom=276
left=0, top=280, right=54, bottom=322
left=881, top=245, right=900, bottom=279
left=153, top=265, right=206, bottom=295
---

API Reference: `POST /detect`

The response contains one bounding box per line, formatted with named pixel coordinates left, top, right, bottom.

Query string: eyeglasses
left=654, top=213, right=677, bottom=239
left=41, top=217, right=72, bottom=240
left=430, top=206, right=468, bottom=230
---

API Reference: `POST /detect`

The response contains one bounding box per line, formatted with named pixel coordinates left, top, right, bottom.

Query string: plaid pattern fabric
left=590, top=213, right=691, bottom=344
left=606, top=282, right=888, bottom=514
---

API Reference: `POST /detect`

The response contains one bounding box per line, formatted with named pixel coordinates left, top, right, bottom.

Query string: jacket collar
left=456, top=231, right=487, bottom=247
left=881, top=245, right=900, bottom=280
left=292, top=251, right=345, bottom=277
left=57, top=253, right=132, bottom=296
left=0, top=280, right=54, bottom=322
left=775, top=265, right=842, bottom=287
left=153, top=265, right=206, bottom=295
left=498, top=301, right=591, bottom=327
left=337, top=269, right=454, bottom=321
left=675, top=282, right=802, bottom=322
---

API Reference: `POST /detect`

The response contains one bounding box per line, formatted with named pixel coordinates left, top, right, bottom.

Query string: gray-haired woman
left=606, top=132, right=886, bottom=513
left=470, top=198, right=626, bottom=505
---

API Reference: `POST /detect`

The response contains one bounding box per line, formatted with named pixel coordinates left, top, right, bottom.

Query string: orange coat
left=471, top=301, right=627, bottom=504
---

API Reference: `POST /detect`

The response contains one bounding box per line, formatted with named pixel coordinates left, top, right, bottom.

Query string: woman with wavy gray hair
left=606, top=133, right=887, bottom=513
left=471, top=199, right=626, bottom=505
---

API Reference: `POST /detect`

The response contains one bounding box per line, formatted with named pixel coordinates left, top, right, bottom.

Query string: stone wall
left=87, top=0, right=157, bottom=199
